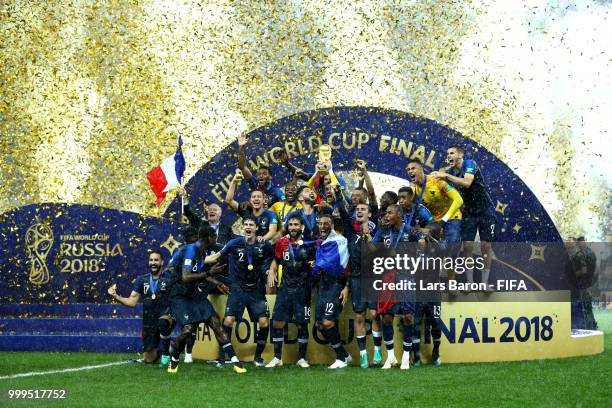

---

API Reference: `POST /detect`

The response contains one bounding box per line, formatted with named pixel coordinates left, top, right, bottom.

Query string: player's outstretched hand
left=238, top=132, right=248, bottom=147
left=217, top=283, right=230, bottom=295
left=279, top=149, right=288, bottom=163
left=339, top=286, right=349, bottom=306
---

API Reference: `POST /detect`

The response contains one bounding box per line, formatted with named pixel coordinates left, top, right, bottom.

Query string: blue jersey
left=447, top=159, right=493, bottom=215
left=337, top=193, right=377, bottom=278
left=238, top=208, right=278, bottom=237
left=221, top=237, right=274, bottom=290
left=171, top=242, right=225, bottom=297
left=402, top=204, right=434, bottom=228
left=373, top=223, right=424, bottom=248
left=284, top=208, right=321, bottom=240
left=132, top=271, right=172, bottom=313
left=247, top=177, right=285, bottom=206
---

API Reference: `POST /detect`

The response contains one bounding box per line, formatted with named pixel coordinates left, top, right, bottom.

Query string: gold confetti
left=0, top=1, right=608, bottom=239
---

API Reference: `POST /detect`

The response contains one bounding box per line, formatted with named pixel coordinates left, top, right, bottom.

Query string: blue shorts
left=442, top=219, right=462, bottom=257
left=315, top=282, right=343, bottom=322
left=461, top=210, right=496, bottom=242
left=383, top=302, right=416, bottom=316
left=225, top=285, right=269, bottom=321
left=349, top=276, right=376, bottom=314
left=171, top=294, right=214, bottom=328
left=273, top=286, right=310, bottom=324
left=414, top=301, right=441, bottom=326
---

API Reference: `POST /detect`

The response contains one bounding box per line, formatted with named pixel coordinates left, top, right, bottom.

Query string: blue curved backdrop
left=1, top=107, right=565, bottom=306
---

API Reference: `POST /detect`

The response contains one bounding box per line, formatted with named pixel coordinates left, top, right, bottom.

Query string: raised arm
left=224, top=172, right=242, bottom=212
left=358, top=160, right=377, bottom=207
left=279, top=149, right=310, bottom=181
left=335, top=185, right=353, bottom=236
left=237, top=132, right=253, bottom=180
left=178, top=187, right=202, bottom=227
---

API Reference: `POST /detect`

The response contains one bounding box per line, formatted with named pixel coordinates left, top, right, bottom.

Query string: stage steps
left=0, top=303, right=143, bottom=352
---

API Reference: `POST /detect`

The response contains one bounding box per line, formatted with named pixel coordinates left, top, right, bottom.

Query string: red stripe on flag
left=147, top=166, right=168, bottom=206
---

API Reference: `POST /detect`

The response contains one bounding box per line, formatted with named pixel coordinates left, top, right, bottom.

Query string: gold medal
left=151, top=293, right=156, bottom=300
left=248, top=264, right=253, bottom=271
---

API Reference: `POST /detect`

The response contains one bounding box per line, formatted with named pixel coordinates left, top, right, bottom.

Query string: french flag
left=147, top=136, right=186, bottom=206
left=313, top=231, right=349, bottom=277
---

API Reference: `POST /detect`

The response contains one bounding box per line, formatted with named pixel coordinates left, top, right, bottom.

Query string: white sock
left=466, top=268, right=474, bottom=284
left=481, top=269, right=490, bottom=285
left=230, top=356, right=239, bottom=363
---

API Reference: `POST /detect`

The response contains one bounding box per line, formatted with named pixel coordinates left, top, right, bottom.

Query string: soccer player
left=265, top=214, right=316, bottom=368
left=179, top=187, right=235, bottom=245
left=372, top=204, right=424, bottom=370
left=204, top=216, right=274, bottom=367
left=288, top=185, right=319, bottom=239
left=107, top=250, right=173, bottom=364
left=430, top=146, right=495, bottom=286
left=336, top=186, right=377, bottom=368
left=165, top=226, right=199, bottom=364
left=377, top=191, right=398, bottom=226
left=225, top=172, right=278, bottom=242
left=313, top=213, right=351, bottom=369
left=167, top=226, right=245, bottom=374
left=269, top=182, right=302, bottom=233
left=412, top=222, right=444, bottom=367
left=398, top=186, right=434, bottom=228
left=237, top=132, right=285, bottom=205
left=407, top=158, right=463, bottom=280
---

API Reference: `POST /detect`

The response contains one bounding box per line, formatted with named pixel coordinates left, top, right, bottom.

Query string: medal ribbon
left=388, top=223, right=406, bottom=248
left=149, top=274, right=159, bottom=297
left=243, top=237, right=254, bottom=268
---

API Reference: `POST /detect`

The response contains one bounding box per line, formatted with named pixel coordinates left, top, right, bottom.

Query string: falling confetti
left=0, top=0, right=609, bottom=240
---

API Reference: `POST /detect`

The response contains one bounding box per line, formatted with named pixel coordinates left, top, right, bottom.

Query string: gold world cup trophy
left=316, top=144, right=332, bottom=173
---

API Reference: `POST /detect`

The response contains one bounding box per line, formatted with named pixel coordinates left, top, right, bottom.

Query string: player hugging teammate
left=108, top=137, right=496, bottom=372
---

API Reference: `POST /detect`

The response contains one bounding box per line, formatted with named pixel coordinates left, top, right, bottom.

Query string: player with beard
left=226, top=172, right=278, bottom=242
left=336, top=185, right=377, bottom=368
left=107, top=251, right=173, bottom=364
left=237, top=132, right=285, bottom=206
left=265, top=214, right=316, bottom=368
left=287, top=186, right=319, bottom=239
left=167, top=227, right=244, bottom=374
left=430, top=146, right=495, bottom=287
left=313, top=213, right=351, bottom=369
left=372, top=204, right=425, bottom=370
left=204, top=216, right=274, bottom=367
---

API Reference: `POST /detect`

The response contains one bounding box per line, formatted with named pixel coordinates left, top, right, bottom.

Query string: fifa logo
left=25, top=223, right=54, bottom=285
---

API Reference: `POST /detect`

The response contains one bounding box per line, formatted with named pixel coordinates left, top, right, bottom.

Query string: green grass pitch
left=1, top=310, right=611, bottom=408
